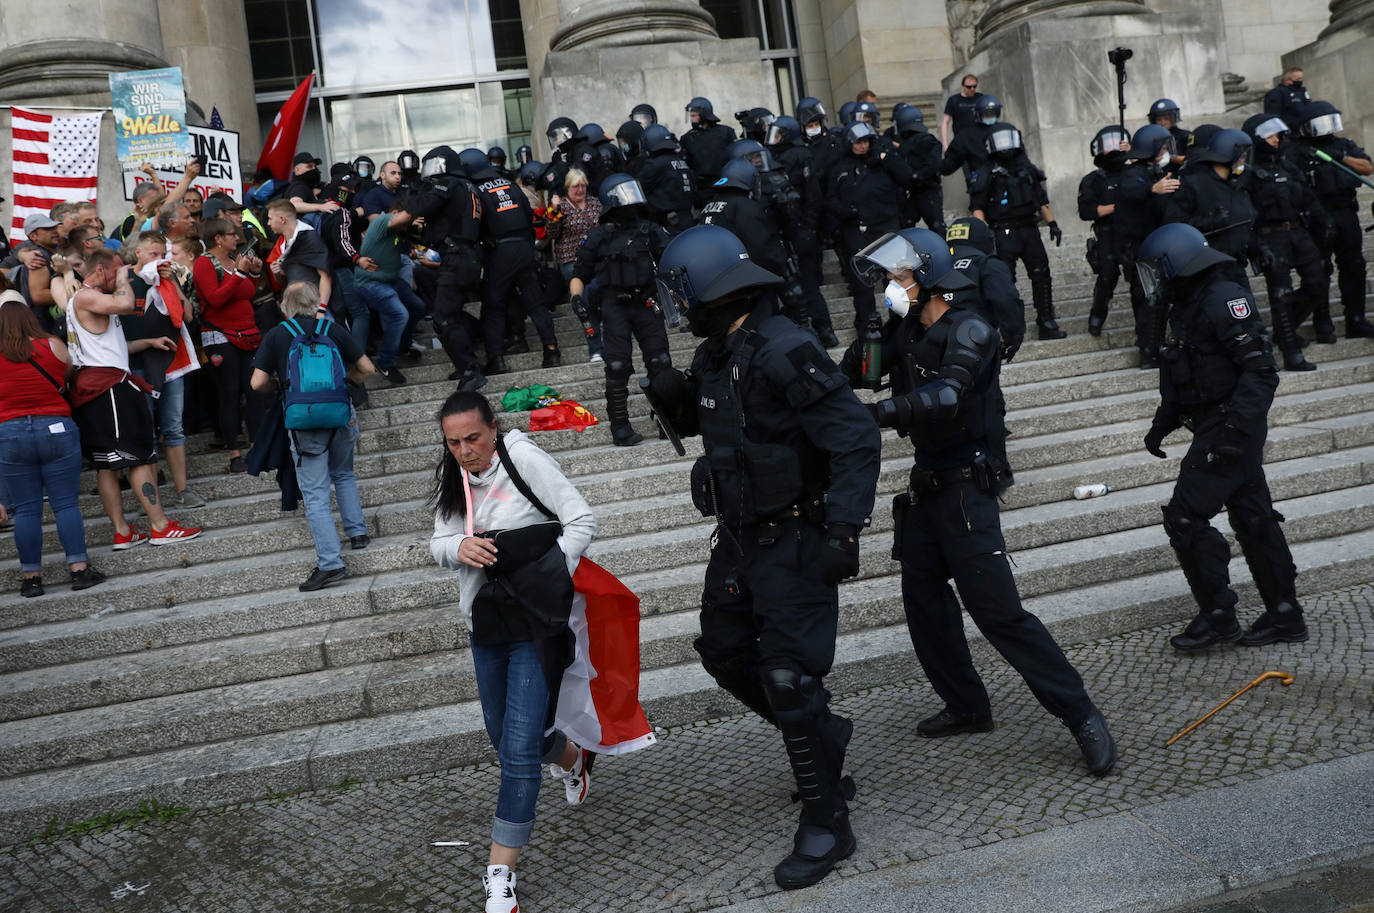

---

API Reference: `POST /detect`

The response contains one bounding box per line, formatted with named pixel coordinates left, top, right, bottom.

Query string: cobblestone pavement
left=4, top=583, right=1372, bottom=913
left=1160, top=851, right=1374, bottom=913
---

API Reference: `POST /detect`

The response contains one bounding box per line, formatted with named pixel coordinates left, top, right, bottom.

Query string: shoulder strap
left=28, top=354, right=66, bottom=395
left=283, top=317, right=305, bottom=338
left=494, top=433, right=557, bottom=521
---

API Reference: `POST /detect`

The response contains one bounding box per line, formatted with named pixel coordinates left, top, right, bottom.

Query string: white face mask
left=883, top=279, right=914, bottom=317
left=805, top=124, right=823, bottom=138
left=1155, top=148, right=1170, bottom=168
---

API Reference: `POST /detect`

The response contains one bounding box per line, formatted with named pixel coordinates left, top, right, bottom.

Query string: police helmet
left=398, top=149, right=421, bottom=174
left=641, top=124, right=679, bottom=154
left=1090, top=125, right=1131, bottom=159
left=1184, top=124, right=1223, bottom=164
left=598, top=173, right=649, bottom=214
left=845, top=121, right=878, bottom=146
left=515, top=145, right=534, bottom=165
left=546, top=117, right=579, bottom=149
left=1125, top=123, right=1171, bottom=162
left=458, top=147, right=495, bottom=180
left=736, top=107, right=776, bottom=140
left=796, top=97, right=827, bottom=127
left=686, top=97, right=719, bottom=124
left=352, top=155, right=376, bottom=180
left=487, top=146, right=507, bottom=166
left=616, top=121, right=645, bottom=155
left=853, top=228, right=975, bottom=292
left=855, top=100, right=880, bottom=127
left=1148, top=98, right=1181, bottom=126
left=1135, top=223, right=1232, bottom=298
left=1243, top=113, right=1289, bottom=141
left=838, top=101, right=858, bottom=125
left=895, top=106, right=927, bottom=137
left=657, top=224, right=782, bottom=314
left=985, top=123, right=1024, bottom=158
left=765, top=115, right=802, bottom=147
left=725, top=138, right=777, bottom=171
left=630, top=103, right=658, bottom=128
left=419, top=146, right=460, bottom=179
left=517, top=161, right=543, bottom=186
left=975, top=95, right=1002, bottom=123
left=946, top=217, right=995, bottom=257
left=714, top=158, right=758, bottom=193
left=892, top=101, right=911, bottom=120
left=1300, top=100, right=1343, bottom=137
left=577, top=123, right=607, bottom=144
left=1196, top=128, right=1252, bottom=171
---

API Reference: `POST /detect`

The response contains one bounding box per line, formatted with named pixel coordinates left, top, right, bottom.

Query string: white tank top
left=66, top=291, right=131, bottom=370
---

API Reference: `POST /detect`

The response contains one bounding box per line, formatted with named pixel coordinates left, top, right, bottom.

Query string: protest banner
left=109, top=67, right=191, bottom=167
left=122, top=126, right=242, bottom=202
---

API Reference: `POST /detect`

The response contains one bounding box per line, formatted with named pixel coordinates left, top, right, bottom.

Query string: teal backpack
left=281, top=317, right=350, bottom=431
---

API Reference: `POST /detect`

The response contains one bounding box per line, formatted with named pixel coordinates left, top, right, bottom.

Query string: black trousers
left=896, top=479, right=1093, bottom=726
left=599, top=294, right=671, bottom=383
left=839, top=225, right=887, bottom=329
left=1092, top=230, right=1151, bottom=349
left=1162, top=419, right=1297, bottom=616
left=206, top=342, right=267, bottom=450
left=432, top=246, right=482, bottom=372
left=908, top=186, right=945, bottom=235
left=793, top=231, right=833, bottom=329
left=1260, top=226, right=1328, bottom=339
left=482, top=241, right=556, bottom=358
left=1322, top=205, right=1366, bottom=322
left=992, top=223, right=1052, bottom=319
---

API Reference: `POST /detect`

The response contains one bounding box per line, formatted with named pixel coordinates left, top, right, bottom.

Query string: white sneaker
left=554, top=746, right=592, bottom=805
left=588, top=353, right=604, bottom=364
left=482, top=864, right=518, bottom=913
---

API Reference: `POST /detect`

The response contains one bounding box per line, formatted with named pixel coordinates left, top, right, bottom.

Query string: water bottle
left=1073, top=483, right=1109, bottom=500
left=860, top=311, right=884, bottom=390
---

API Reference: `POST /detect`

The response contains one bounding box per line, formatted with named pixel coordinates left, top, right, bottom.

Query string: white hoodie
left=430, top=429, right=597, bottom=628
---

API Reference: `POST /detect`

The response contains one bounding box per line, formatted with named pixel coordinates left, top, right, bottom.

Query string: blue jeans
left=356, top=277, right=425, bottom=369
left=334, top=269, right=367, bottom=349
left=470, top=640, right=568, bottom=847
left=289, top=420, right=366, bottom=571
left=0, top=416, right=89, bottom=571
left=134, top=371, right=187, bottom=448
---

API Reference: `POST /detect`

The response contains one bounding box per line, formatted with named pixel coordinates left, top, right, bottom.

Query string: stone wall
left=1221, top=0, right=1329, bottom=96
left=817, top=0, right=952, bottom=107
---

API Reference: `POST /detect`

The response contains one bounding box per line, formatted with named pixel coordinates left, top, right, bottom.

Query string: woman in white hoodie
left=429, top=390, right=598, bottom=913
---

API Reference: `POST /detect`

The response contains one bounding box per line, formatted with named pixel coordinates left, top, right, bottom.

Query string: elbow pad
left=876, top=380, right=960, bottom=430
left=1233, top=331, right=1279, bottom=375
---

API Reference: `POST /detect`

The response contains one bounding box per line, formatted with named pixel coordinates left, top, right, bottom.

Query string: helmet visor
left=852, top=233, right=929, bottom=284
left=420, top=156, right=448, bottom=179
left=656, top=266, right=698, bottom=316
left=752, top=149, right=779, bottom=172
left=1095, top=129, right=1130, bottom=155
left=354, top=161, right=373, bottom=178
left=1252, top=117, right=1289, bottom=140
left=1306, top=112, right=1342, bottom=136
left=764, top=123, right=788, bottom=146
left=632, top=112, right=655, bottom=128
left=548, top=125, right=574, bottom=147
left=1135, top=257, right=1163, bottom=300
left=603, top=179, right=647, bottom=209
left=988, top=128, right=1023, bottom=153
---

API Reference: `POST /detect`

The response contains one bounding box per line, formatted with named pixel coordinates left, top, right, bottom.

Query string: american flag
left=10, top=106, right=103, bottom=241
left=209, top=106, right=224, bottom=130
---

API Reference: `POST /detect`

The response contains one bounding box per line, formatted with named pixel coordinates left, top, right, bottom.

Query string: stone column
left=0, top=0, right=169, bottom=231
left=530, top=0, right=776, bottom=159
left=1284, top=1, right=1374, bottom=149
left=1322, top=0, right=1374, bottom=38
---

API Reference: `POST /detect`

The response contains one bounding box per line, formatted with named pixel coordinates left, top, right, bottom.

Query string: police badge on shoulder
left=1227, top=297, right=1251, bottom=319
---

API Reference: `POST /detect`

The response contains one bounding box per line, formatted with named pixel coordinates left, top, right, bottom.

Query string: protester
left=182, top=189, right=204, bottom=222
left=250, top=281, right=374, bottom=591
left=155, top=201, right=195, bottom=242
left=0, top=290, right=106, bottom=596
left=941, top=73, right=984, bottom=150
left=428, top=389, right=599, bottom=913
left=353, top=202, right=425, bottom=385
left=266, top=199, right=332, bottom=309
left=285, top=152, right=340, bottom=216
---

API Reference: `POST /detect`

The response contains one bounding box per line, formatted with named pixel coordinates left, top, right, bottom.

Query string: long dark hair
left=430, top=390, right=498, bottom=522
left=0, top=300, right=51, bottom=363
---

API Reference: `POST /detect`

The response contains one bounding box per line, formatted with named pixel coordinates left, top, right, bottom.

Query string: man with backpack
left=251, top=281, right=375, bottom=591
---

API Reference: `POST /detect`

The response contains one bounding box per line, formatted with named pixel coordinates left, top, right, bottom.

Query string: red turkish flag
left=255, top=74, right=315, bottom=182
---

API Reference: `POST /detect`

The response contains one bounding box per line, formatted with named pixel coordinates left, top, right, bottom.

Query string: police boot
left=1232, top=510, right=1306, bottom=646
left=1169, top=607, right=1242, bottom=652
left=605, top=383, right=643, bottom=446
left=1239, top=600, right=1309, bottom=646
left=449, top=367, right=487, bottom=393
left=541, top=344, right=561, bottom=368
left=814, top=322, right=840, bottom=349
left=483, top=355, right=509, bottom=376
left=504, top=335, right=530, bottom=355
left=1312, top=300, right=1338, bottom=343
left=1088, top=285, right=1111, bottom=337
left=1271, top=295, right=1316, bottom=371
left=1346, top=314, right=1374, bottom=338
left=1036, top=315, right=1066, bottom=340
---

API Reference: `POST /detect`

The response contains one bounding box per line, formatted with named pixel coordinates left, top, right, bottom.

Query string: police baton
left=1306, top=147, right=1374, bottom=192
left=639, top=376, right=686, bottom=456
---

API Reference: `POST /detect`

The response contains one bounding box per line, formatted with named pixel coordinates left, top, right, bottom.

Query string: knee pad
left=1027, top=263, right=1052, bottom=283
left=762, top=666, right=822, bottom=718
left=1161, top=504, right=1202, bottom=549
left=605, top=359, right=632, bottom=383
left=645, top=351, right=673, bottom=377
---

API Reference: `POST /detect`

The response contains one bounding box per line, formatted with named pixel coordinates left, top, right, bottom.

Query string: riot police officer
left=680, top=97, right=737, bottom=203
left=461, top=148, right=561, bottom=372
left=1137, top=223, right=1309, bottom=651
left=569, top=174, right=674, bottom=445
left=969, top=123, right=1066, bottom=339
left=397, top=149, right=422, bottom=190
left=1078, top=125, right=1141, bottom=336
left=1115, top=123, right=1180, bottom=364
left=408, top=145, right=487, bottom=389
left=723, top=140, right=810, bottom=324
left=698, top=158, right=788, bottom=275
left=1243, top=113, right=1325, bottom=370
left=735, top=106, right=776, bottom=143
left=1296, top=100, right=1374, bottom=338
left=351, top=155, right=377, bottom=195
left=637, top=124, right=697, bottom=235
left=577, top=123, right=627, bottom=178
left=1147, top=98, right=1192, bottom=171
left=486, top=146, right=512, bottom=180
left=846, top=228, right=1116, bottom=776
left=514, top=145, right=534, bottom=167
left=615, top=121, right=646, bottom=175
left=942, top=94, right=1001, bottom=189
left=537, top=116, right=601, bottom=197
left=1163, top=129, right=1256, bottom=289
left=826, top=120, right=914, bottom=329
left=1263, top=68, right=1310, bottom=133
left=768, top=115, right=839, bottom=346
left=646, top=224, right=880, bottom=889
left=895, top=106, right=945, bottom=234
left=630, top=103, right=658, bottom=129
left=798, top=97, right=843, bottom=197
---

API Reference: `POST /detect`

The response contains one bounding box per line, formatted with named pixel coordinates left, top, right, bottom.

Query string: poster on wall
left=109, top=66, right=191, bottom=168
left=122, top=126, right=242, bottom=202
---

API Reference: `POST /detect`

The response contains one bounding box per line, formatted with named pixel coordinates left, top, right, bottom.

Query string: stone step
left=2, top=521, right=1370, bottom=846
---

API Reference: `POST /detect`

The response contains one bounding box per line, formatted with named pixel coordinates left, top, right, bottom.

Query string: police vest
left=890, top=309, right=994, bottom=455
left=1160, top=284, right=1264, bottom=412
left=476, top=177, right=532, bottom=238
left=987, top=165, right=1040, bottom=218
left=595, top=223, right=658, bottom=292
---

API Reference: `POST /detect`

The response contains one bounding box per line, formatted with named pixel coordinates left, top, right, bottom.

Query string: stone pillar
left=0, top=0, right=169, bottom=231
left=937, top=0, right=1228, bottom=221
left=1284, top=1, right=1374, bottom=150
left=531, top=0, right=776, bottom=160
left=817, top=0, right=951, bottom=116
left=157, top=0, right=261, bottom=156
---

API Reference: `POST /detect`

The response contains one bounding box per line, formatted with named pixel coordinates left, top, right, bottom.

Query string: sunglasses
left=964, top=83, right=978, bottom=89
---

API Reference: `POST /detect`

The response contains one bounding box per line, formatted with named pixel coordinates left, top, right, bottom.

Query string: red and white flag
left=10, top=106, right=103, bottom=241
left=256, top=74, right=314, bottom=182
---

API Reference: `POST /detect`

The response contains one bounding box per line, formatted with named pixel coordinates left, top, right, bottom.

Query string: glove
left=822, top=522, right=861, bottom=584
left=1209, top=424, right=1248, bottom=463
left=1143, top=424, right=1169, bottom=459
left=647, top=367, right=691, bottom=410
left=1001, top=330, right=1024, bottom=363
left=839, top=337, right=865, bottom=386
left=570, top=293, right=588, bottom=321
left=1048, top=221, right=1063, bottom=247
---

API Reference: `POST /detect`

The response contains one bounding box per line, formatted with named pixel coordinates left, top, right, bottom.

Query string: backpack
left=281, top=317, right=351, bottom=431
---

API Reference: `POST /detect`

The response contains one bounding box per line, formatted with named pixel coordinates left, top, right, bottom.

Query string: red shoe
left=150, top=520, right=203, bottom=546
left=112, top=525, right=149, bottom=550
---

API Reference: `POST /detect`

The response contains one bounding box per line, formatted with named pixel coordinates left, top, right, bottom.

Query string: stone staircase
left=2, top=230, right=1373, bottom=845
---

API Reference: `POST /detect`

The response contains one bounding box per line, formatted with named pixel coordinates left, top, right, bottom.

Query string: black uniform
left=680, top=122, right=737, bottom=204
left=898, top=128, right=945, bottom=234
left=1111, top=161, right=1173, bottom=354
left=804, top=130, right=844, bottom=198
left=826, top=150, right=914, bottom=328
left=1298, top=135, right=1374, bottom=334
left=940, top=122, right=991, bottom=189
left=1263, top=83, right=1310, bottom=132
left=847, top=305, right=1100, bottom=736
left=756, top=165, right=814, bottom=324
left=471, top=171, right=557, bottom=365
left=1148, top=271, right=1302, bottom=644
left=697, top=187, right=787, bottom=275
left=1078, top=157, right=1154, bottom=341
left=1247, top=142, right=1330, bottom=360
left=1164, top=169, right=1256, bottom=287
left=778, top=140, right=836, bottom=333
left=637, top=150, right=697, bottom=234
left=1165, top=125, right=1193, bottom=171
left=408, top=171, right=485, bottom=376
left=969, top=153, right=1056, bottom=328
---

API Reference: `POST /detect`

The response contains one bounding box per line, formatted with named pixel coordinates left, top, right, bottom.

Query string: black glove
left=1143, top=424, right=1169, bottom=459
left=822, top=522, right=861, bottom=584
left=1209, top=424, right=1248, bottom=463
left=647, top=367, right=691, bottom=409
left=570, top=293, right=588, bottom=321
left=1001, top=330, right=1024, bottom=363
left=1048, top=221, right=1063, bottom=247
left=839, top=337, right=865, bottom=386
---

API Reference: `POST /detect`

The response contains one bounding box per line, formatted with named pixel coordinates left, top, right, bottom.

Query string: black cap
left=202, top=198, right=245, bottom=220
left=329, top=162, right=352, bottom=180
left=293, top=152, right=321, bottom=166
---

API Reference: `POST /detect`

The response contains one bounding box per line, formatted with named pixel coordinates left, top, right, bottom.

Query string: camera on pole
left=1108, top=47, right=1133, bottom=129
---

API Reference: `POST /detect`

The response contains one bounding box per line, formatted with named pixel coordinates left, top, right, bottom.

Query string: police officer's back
left=1163, top=129, right=1256, bottom=283
left=680, top=97, right=737, bottom=203
left=769, top=115, right=839, bottom=344
left=941, top=95, right=1001, bottom=189
left=895, top=107, right=945, bottom=234
left=637, top=125, right=696, bottom=235
left=698, top=158, right=788, bottom=276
